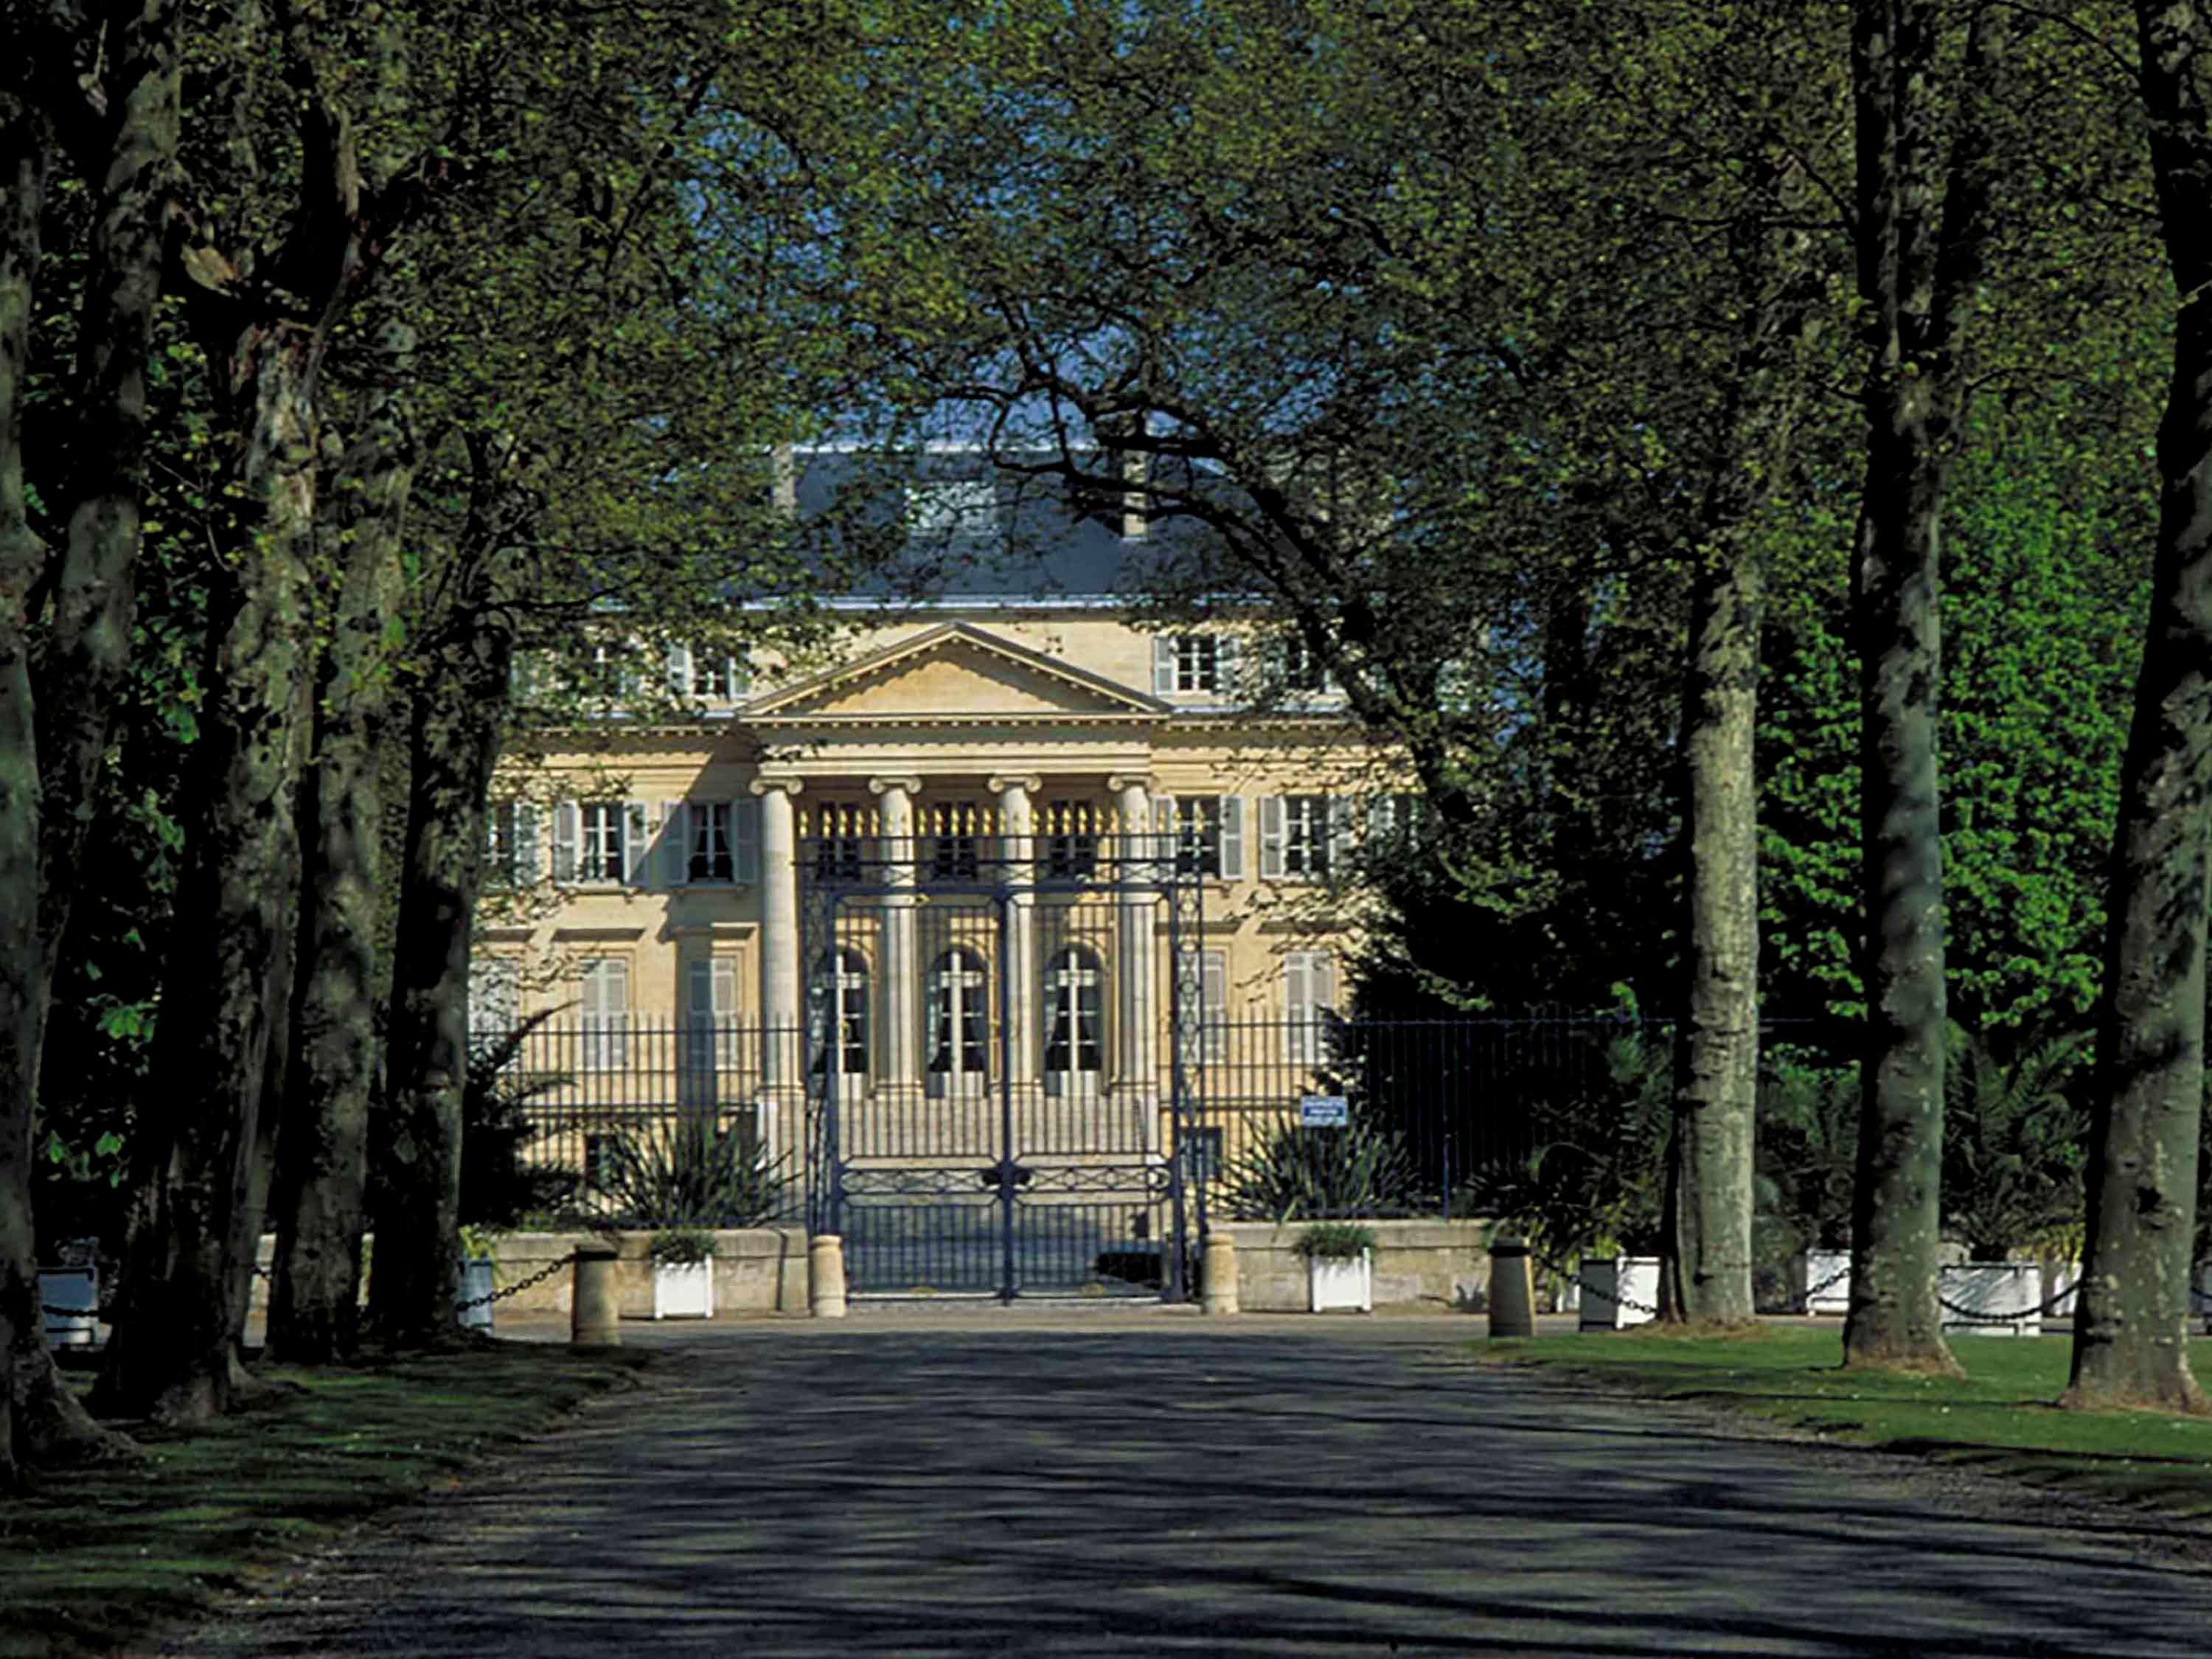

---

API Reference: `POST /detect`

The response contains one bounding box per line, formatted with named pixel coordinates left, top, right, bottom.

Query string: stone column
left=992, top=774, right=1041, bottom=1087
left=752, top=776, right=803, bottom=1090
left=871, top=776, right=922, bottom=1091
left=1110, top=773, right=1156, bottom=1101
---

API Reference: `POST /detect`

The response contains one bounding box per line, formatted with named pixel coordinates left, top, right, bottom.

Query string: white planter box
left=1307, top=1251, right=1371, bottom=1313
left=654, top=1259, right=716, bottom=1320
left=1940, top=1262, right=2042, bottom=1337
left=38, top=1266, right=98, bottom=1349
left=2039, top=1260, right=2081, bottom=1332
left=1578, top=1256, right=1660, bottom=1330
left=1796, top=1250, right=1851, bottom=1315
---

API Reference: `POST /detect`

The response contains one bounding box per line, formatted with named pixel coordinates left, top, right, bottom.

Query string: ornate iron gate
left=801, top=823, right=1204, bottom=1301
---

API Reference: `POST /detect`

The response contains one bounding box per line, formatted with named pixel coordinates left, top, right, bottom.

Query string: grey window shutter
left=1202, top=949, right=1228, bottom=1062
left=1218, top=796, right=1245, bottom=880
left=1259, top=796, right=1285, bottom=878
left=734, top=796, right=762, bottom=884
left=1216, top=634, right=1242, bottom=696
left=660, top=801, right=686, bottom=886
left=552, top=801, right=580, bottom=883
left=515, top=804, right=541, bottom=881
left=625, top=801, right=652, bottom=888
left=1152, top=636, right=1177, bottom=696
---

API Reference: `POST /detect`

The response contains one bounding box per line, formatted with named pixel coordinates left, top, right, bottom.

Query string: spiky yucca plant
left=1941, top=1026, right=2091, bottom=1262
left=1218, top=1118, right=1415, bottom=1222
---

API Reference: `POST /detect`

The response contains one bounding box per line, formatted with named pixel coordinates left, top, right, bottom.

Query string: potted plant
left=1758, top=1060, right=1857, bottom=1313
left=453, top=1224, right=498, bottom=1333
left=1468, top=1033, right=1668, bottom=1328
left=1938, top=1026, right=2087, bottom=1337
left=1294, top=1222, right=1376, bottom=1312
left=647, top=1226, right=717, bottom=1320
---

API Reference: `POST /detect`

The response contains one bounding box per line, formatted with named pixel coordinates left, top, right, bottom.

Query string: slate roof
left=791, top=446, right=1226, bottom=605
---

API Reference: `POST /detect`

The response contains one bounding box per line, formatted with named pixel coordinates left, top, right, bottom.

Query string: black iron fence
left=1194, top=1013, right=1672, bottom=1222
left=480, top=1011, right=1691, bottom=1231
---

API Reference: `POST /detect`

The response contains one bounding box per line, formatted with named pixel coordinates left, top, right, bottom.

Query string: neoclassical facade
left=476, top=455, right=1381, bottom=1148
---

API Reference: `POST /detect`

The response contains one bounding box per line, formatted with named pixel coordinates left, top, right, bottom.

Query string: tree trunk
left=94, top=327, right=319, bottom=1422
left=369, top=524, right=515, bottom=1348
left=0, top=83, right=50, bottom=1492
left=269, top=333, right=415, bottom=1363
left=2064, top=0, right=2212, bottom=1414
left=1840, top=0, right=2007, bottom=1374
left=8, top=4, right=179, bottom=1466
left=1663, top=542, right=1762, bottom=1326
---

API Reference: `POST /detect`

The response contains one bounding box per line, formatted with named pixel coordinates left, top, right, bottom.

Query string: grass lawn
left=0, top=1342, right=651, bottom=1659
left=1486, top=1325, right=2212, bottom=1518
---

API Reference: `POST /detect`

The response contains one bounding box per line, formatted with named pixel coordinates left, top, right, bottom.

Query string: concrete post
left=1200, top=1232, right=1239, bottom=1315
left=571, top=1244, right=621, bottom=1347
left=1488, top=1238, right=1535, bottom=1338
left=809, top=1232, right=849, bottom=1318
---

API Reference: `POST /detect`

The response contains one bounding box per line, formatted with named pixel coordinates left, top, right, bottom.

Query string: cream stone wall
left=480, top=610, right=1393, bottom=1160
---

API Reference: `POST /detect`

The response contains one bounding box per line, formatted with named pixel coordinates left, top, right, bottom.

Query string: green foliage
left=1760, top=394, right=2152, bottom=1032
left=593, top=1116, right=789, bottom=1231
left=1218, top=1119, right=1414, bottom=1222
left=1467, top=1036, right=1670, bottom=1262
left=1755, top=1056, right=1859, bottom=1253
left=1292, top=1222, right=1377, bottom=1262
left=459, top=1009, right=581, bottom=1230
left=647, top=1226, right=717, bottom=1266
left=1940, top=1026, right=2092, bottom=1261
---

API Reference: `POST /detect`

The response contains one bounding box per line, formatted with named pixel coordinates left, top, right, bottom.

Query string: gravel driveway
left=173, top=1312, right=2212, bottom=1657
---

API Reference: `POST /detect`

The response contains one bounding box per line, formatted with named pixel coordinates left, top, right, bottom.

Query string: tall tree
left=2, top=0, right=182, bottom=1475
left=94, top=0, right=473, bottom=1419
left=264, top=324, right=414, bottom=1363
left=2067, top=0, right=2212, bottom=1413
left=1842, top=0, right=2010, bottom=1373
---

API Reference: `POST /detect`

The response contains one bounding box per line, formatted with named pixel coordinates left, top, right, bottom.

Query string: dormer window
left=1152, top=634, right=1242, bottom=698
left=1281, top=633, right=1333, bottom=694
left=908, top=480, right=995, bottom=538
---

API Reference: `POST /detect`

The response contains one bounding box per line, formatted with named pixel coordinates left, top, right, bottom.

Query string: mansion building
left=474, top=451, right=1387, bottom=1152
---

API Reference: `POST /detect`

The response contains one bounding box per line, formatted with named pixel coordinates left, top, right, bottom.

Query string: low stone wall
left=1214, top=1220, right=1492, bottom=1313
left=482, top=1229, right=811, bottom=1319
left=249, top=1227, right=811, bottom=1322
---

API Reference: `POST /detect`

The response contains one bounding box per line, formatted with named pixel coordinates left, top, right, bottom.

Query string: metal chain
left=452, top=1252, right=578, bottom=1313
left=1935, top=1279, right=2081, bottom=1325
left=38, top=1252, right=582, bottom=1324
left=1798, top=1262, right=1853, bottom=1304
left=1524, top=1245, right=1664, bottom=1316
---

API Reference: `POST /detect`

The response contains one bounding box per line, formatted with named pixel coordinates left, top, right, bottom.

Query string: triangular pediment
left=744, top=622, right=1167, bottom=722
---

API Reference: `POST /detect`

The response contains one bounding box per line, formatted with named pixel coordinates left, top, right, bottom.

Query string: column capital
left=987, top=773, right=1043, bottom=796
left=868, top=774, right=925, bottom=798
left=1107, top=773, right=1153, bottom=796
left=749, top=775, right=804, bottom=799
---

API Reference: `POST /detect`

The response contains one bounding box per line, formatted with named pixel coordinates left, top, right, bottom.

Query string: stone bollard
left=808, top=1233, right=848, bottom=1318
left=1200, top=1233, right=1239, bottom=1315
left=1487, top=1238, right=1535, bottom=1338
left=571, top=1243, right=621, bottom=1347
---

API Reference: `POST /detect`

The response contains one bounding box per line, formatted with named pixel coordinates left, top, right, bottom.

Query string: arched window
left=809, top=947, right=869, bottom=1081
left=1043, top=945, right=1103, bottom=1090
left=927, top=946, right=990, bottom=1088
